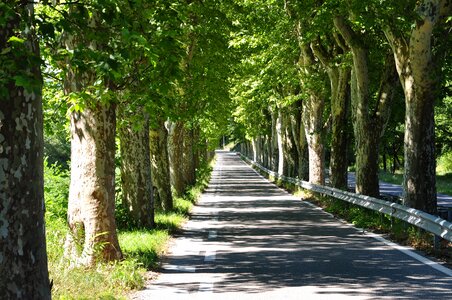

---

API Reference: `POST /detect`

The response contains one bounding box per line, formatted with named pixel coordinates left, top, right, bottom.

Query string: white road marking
left=204, top=250, right=216, bottom=262
left=366, top=232, right=452, bottom=277
left=198, top=282, right=214, bottom=293
left=208, top=230, right=217, bottom=239
left=163, top=264, right=196, bottom=273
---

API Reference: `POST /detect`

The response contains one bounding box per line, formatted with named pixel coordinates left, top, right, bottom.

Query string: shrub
left=44, top=158, right=70, bottom=220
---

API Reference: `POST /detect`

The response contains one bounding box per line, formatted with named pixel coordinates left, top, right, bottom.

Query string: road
left=133, top=151, right=452, bottom=300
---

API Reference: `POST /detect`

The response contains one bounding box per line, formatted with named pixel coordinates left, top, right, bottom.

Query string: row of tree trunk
left=66, top=101, right=208, bottom=266
left=240, top=1, right=448, bottom=218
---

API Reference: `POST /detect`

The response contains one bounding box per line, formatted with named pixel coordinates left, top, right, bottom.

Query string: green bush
left=437, top=151, right=452, bottom=174
left=44, top=158, right=70, bottom=220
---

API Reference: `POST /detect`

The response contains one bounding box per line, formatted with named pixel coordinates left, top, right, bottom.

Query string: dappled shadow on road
left=153, top=152, right=452, bottom=299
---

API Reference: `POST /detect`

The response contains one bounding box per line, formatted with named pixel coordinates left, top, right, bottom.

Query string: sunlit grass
left=378, top=170, right=452, bottom=195
left=45, top=158, right=214, bottom=299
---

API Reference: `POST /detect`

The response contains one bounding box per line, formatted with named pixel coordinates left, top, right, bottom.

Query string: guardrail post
left=433, top=235, right=441, bottom=251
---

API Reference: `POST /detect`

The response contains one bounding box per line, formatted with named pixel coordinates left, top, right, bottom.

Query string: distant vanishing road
left=133, top=151, right=452, bottom=300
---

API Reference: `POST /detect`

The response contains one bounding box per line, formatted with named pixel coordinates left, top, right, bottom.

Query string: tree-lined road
left=134, top=151, right=452, bottom=299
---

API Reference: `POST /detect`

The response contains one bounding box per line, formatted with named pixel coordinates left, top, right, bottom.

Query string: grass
left=378, top=170, right=452, bottom=195
left=46, top=159, right=213, bottom=299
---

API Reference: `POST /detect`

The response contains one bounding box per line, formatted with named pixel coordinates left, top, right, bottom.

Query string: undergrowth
left=45, top=158, right=213, bottom=299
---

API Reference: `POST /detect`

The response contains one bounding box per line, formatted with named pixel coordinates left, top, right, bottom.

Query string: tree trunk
left=62, top=3, right=122, bottom=265
left=350, top=67, right=380, bottom=197
left=65, top=102, right=122, bottom=265
left=169, top=121, right=186, bottom=197
left=334, top=17, right=398, bottom=197
left=0, top=2, right=51, bottom=297
left=119, top=109, right=154, bottom=228
left=289, top=101, right=305, bottom=179
left=276, top=110, right=285, bottom=175
left=150, top=118, right=173, bottom=211
left=330, top=67, right=350, bottom=190
left=183, top=127, right=196, bottom=187
left=302, top=94, right=326, bottom=185
left=383, top=0, right=449, bottom=213
left=282, top=110, right=297, bottom=177
left=297, top=40, right=326, bottom=185
left=270, top=110, right=279, bottom=172
left=310, top=40, right=350, bottom=189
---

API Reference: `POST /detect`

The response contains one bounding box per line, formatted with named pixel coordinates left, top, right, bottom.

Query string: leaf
left=7, top=36, right=25, bottom=44
left=13, top=75, right=29, bottom=88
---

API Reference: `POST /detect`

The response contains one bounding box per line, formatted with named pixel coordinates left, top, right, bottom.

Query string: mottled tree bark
left=182, top=127, right=196, bottom=187
left=311, top=39, right=351, bottom=190
left=270, top=110, right=279, bottom=172
left=169, top=121, right=186, bottom=197
left=383, top=0, right=450, bottom=213
left=150, top=118, right=173, bottom=211
left=0, top=2, right=51, bottom=298
left=119, top=109, right=154, bottom=228
left=334, top=17, right=398, bottom=197
left=297, top=36, right=326, bottom=185
left=302, top=93, right=326, bottom=185
left=282, top=109, right=298, bottom=177
left=62, top=5, right=122, bottom=266
left=276, top=111, right=285, bottom=175
left=65, top=102, right=122, bottom=265
left=290, top=102, right=310, bottom=181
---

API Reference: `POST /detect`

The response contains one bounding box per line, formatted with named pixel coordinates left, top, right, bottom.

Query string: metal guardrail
left=240, top=154, right=452, bottom=242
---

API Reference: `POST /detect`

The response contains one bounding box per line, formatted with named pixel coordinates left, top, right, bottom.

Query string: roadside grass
left=45, top=159, right=213, bottom=299
left=378, top=171, right=452, bottom=195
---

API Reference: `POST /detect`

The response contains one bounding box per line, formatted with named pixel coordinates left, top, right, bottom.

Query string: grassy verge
left=45, top=160, right=213, bottom=299
left=378, top=171, right=452, bottom=195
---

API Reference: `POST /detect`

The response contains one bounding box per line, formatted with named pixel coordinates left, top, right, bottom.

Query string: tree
left=57, top=2, right=123, bottom=265
left=0, top=1, right=51, bottom=298
left=150, top=116, right=173, bottom=211
left=382, top=0, right=451, bottom=213
left=334, top=13, right=398, bottom=197
left=118, top=104, right=154, bottom=228
left=311, top=34, right=351, bottom=190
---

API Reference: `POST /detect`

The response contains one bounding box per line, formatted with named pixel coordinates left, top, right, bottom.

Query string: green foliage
left=44, top=159, right=70, bottom=220
left=437, top=151, right=452, bottom=175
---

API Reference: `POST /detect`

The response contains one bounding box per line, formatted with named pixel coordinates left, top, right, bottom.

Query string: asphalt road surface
left=133, top=151, right=452, bottom=300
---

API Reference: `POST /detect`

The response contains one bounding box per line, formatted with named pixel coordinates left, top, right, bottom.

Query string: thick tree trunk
left=276, top=111, right=285, bottom=175
left=183, top=127, right=196, bottom=187
left=0, top=2, right=51, bottom=297
left=150, top=118, right=173, bottom=211
left=65, top=102, right=122, bottom=265
left=350, top=67, right=380, bottom=197
left=330, top=67, right=350, bottom=190
left=298, top=111, right=310, bottom=181
left=297, top=40, right=326, bottom=185
left=311, top=37, right=350, bottom=190
left=383, top=0, right=449, bottom=213
left=119, top=110, right=154, bottom=228
left=282, top=110, right=298, bottom=177
left=251, top=138, right=258, bottom=162
left=289, top=102, right=305, bottom=179
left=334, top=17, right=398, bottom=197
left=302, top=94, right=325, bottom=185
left=270, top=110, right=279, bottom=172
left=169, top=121, right=186, bottom=197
